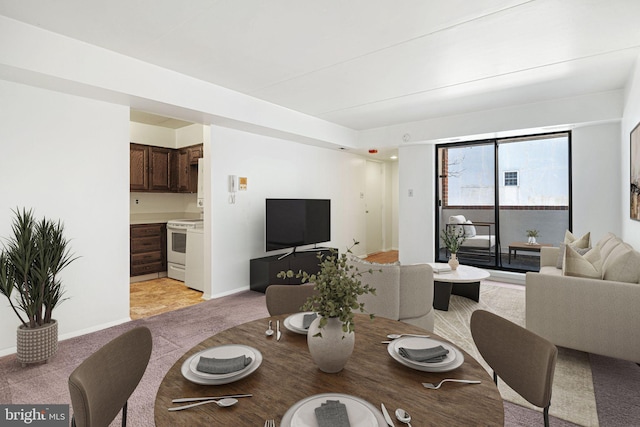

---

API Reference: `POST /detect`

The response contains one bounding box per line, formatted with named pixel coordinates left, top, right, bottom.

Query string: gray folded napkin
left=196, top=355, right=252, bottom=374
left=399, top=345, right=449, bottom=363
left=314, top=400, right=351, bottom=427
left=302, top=313, right=318, bottom=329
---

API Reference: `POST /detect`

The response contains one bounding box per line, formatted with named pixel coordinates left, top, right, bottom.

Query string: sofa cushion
left=540, top=265, right=562, bottom=276
left=563, top=245, right=602, bottom=279
left=601, top=243, right=640, bottom=284
left=597, top=233, right=623, bottom=265
left=556, top=231, right=592, bottom=268
left=596, top=232, right=617, bottom=251
left=564, top=230, right=591, bottom=248
left=448, top=215, right=466, bottom=235
left=463, top=220, right=477, bottom=238
left=461, top=235, right=495, bottom=249
left=556, top=244, right=590, bottom=269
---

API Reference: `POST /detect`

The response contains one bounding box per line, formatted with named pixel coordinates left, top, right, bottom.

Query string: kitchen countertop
left=130, top=212, right=202, bottom=225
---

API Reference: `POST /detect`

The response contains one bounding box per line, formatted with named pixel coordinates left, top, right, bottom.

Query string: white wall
left=129, top=192, right=200, bottom=216
left=130, top=122, right=175, bottom=147
left=207, top=125, right=368, bottom=297
left=176, top=124, right=208, bottom=148
left=572, top=123, right=621, bottom=240
left=398, top=144, right=436, bottom=264
left=389, top=161, right=399, bottom=250
left=0, top=80, right=130, bottom=355
left=622, top=52, right=640, bottom=248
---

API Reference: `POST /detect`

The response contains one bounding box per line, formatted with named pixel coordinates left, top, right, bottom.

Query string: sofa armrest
left=526, top=272, right=640, bottom=363
left=539, top=246, right=559, bottom=267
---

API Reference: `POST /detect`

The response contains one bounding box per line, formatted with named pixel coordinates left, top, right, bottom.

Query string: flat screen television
left=266, top=198, right=331, bottom=252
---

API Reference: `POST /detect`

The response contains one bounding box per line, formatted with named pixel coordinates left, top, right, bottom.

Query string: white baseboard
left=204, top=285, right=251, bottom=300
left=0, top=317, right=132, bottom=358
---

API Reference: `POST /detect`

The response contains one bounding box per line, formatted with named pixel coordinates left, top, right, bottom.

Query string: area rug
left=0, top=290, right=271, bottom=427
left=434, top=280, right=598, bottom=427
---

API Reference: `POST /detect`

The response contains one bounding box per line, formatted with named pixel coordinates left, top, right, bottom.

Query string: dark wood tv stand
left=250, top=248, right=334, bottom=293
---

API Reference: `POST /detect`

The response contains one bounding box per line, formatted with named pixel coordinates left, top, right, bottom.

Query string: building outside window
left=504, top=171, right=519, bottom=187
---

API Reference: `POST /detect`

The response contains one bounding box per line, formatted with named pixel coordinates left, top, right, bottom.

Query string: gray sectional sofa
left=525, top=232, right=640, bottom=363
left=348, top=257, right=435, bottom=331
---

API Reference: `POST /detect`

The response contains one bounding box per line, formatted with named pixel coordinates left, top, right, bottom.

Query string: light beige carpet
left=434, top=280, right=598, bottom=427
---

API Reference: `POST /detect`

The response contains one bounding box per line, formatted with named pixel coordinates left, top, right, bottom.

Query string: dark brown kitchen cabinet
left=130, top=143, right=202, bottom=193
left=130, top=144, right=149, bottom=191
left=130, top=223, right=167, bottom=276
left=149, top=146, right=172, bottom=191
left=176, top=148, right=190, bottom=192
left=188, top=145, right=203, bottom=164
left=175, top=144, right=203, bottom=193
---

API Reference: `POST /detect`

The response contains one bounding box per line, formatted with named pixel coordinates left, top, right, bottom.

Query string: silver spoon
left=386, top=333, right=430, bottom=340
left=395, top=408, right=412, bottom=427
left=266, top=320, right=274, bottom=336
left=168, top=397, right=238, bottom=411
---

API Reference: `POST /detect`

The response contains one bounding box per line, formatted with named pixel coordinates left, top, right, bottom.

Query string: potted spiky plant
left=0, top=208, right=77, bottom=366
left=441, top=226, right=466, bottom=270
left=277, top=241, right=377, bottom=373
left=526, top=229, right=539, bottom=245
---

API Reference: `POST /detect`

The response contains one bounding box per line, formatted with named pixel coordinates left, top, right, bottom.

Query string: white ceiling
left=2, top=0, right=640, bottom=132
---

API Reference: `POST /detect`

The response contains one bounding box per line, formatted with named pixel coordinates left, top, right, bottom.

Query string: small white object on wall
left=228, top=175, right=237, bottom=204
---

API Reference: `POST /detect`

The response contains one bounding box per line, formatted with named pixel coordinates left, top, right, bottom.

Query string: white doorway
left=365, top=160, right=384, bottom=255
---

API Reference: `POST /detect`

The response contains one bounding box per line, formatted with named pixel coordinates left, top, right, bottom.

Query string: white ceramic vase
left=307, top=316, right=355, bottom=373
left=528, top=236, right=537, bottom=244
left=448, top=253, right=460, bottom=271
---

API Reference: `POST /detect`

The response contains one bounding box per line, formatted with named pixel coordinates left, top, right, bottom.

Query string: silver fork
left=264, top=420, right=276, bottom=427
left=422, top=379, right=481, bottom=389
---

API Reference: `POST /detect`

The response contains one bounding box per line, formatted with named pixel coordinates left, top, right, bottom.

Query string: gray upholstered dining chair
left=68, top=326, right=153, bottom=427
left=470, top=310, right=557, bottom=427
left=265, top=284, right=318, bottom=316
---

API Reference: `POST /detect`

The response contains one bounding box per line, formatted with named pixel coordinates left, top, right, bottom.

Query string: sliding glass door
left=436, top=132, right=571, bottom=272
left=437, top=141, right=497, bottom=267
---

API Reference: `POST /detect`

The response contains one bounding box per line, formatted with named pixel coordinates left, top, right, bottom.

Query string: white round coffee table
left=428, top=264, right=490, bottom=311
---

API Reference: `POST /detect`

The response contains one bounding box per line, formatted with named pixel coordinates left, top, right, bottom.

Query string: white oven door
left=167, top=226, right=187, bottom=266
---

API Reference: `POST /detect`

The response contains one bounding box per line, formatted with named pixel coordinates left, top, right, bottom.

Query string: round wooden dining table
left=154, top=313, right=504, bottom=426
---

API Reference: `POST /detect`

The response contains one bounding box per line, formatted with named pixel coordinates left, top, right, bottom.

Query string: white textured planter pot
left=307, top=316, right=354, bottom=373
left=16, top=319, right=58, bottom=367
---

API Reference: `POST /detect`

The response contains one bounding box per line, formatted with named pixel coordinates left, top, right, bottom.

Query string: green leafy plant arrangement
left=277, top=241, right=377, bottom=335
left=526, top=229, right=540, bottom=238
left=0, top=208, right=77, bottom=328
left=441, top=226, right=466, bottom=253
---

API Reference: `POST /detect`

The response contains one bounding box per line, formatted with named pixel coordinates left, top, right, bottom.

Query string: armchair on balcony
left=446, top=215, right=496, bottom=260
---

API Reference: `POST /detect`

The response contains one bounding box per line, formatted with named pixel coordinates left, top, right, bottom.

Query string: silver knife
left=381, top=403, right=396, bottom=427
left=172, top=394, right=253, bottom=403
left=276, top=320, right=281, bottom=341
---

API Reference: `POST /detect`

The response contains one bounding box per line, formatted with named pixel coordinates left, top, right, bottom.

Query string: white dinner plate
left=387, top=337, right=464, bottom=372
left=281, top=393, right=386, bottom=427
left=391, top=336, right=457, bottom=368
left=284, top=312, right=317, bottom=335
left=188, top=344, right=257, bottom=380
left=181, top=344, right=262, bottom=385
